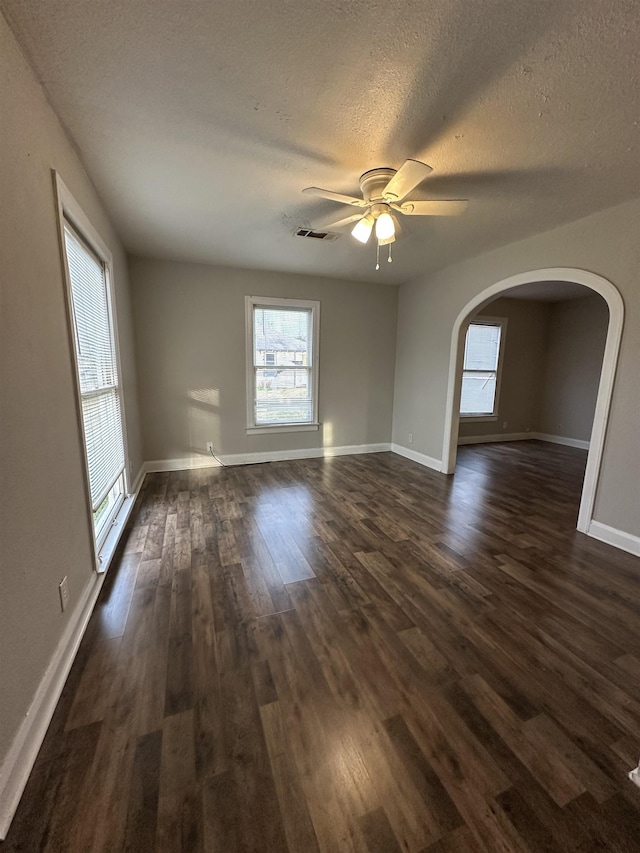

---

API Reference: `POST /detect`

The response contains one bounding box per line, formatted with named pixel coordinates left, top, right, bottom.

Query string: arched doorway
left=441, top=268, right=624, bottom=533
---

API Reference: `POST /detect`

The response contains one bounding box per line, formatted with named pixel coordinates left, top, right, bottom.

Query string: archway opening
left=441, top=269, right=623, bottom=533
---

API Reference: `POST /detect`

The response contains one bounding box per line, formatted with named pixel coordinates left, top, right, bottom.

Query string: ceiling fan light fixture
left=302, top=160, right=467, bottom=271
left=351, top=213, right=374, bottom=244
left=375, top=211, right=395, bottom=241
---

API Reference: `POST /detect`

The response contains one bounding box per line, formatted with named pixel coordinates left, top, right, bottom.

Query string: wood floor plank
left=122, top=730, right=163, bottom=853
left=191, top=553, right=227, bottom=778
left=39, top=722, right=103, bottom=853
left=164, top=564, right=194, bottom=717
left=156, top=709, right=202, bottom=852
left=64, top=637, right=122, bottom=731
left=260, top=700, right=322, bottom=853
left=383, top=713, right=464, bottom=840
left=219, top=661, right=289, bottom=852
left=91, top=553, right=140, bottom=640
left=358, top=806, right=403, bottom=853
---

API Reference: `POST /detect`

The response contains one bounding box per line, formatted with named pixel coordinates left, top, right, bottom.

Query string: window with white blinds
left=460, top=319, right=505, bottom=417
left=245, top=296, right=320, bottom=431
left=63, top=222, right=126, bottom=541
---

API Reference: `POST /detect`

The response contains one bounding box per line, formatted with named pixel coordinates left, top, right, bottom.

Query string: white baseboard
left=457, top=431, right=590, bottom=450
left=0, top=465, right=146, bottom=840
left=222, top=443, right=391, bottom=466
left=457, top=432, right=531, bottom=446
left=390, top=443, right=442, bottom=472
left=144, top=443, right=391, bottom=473
left=0, top=571, right=106, bottom=839
left=533, top=432, right=590, bottom=450
left=321, top=442, right=391, bottom=457
left=129, top=465, right=146, bottom=495
left=143, top=455, right=220, bottom=473
left=588, top=521, right=640, bottom=557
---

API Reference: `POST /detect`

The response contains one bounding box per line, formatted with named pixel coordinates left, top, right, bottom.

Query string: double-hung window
left=460, top=318, right=506, bottom=419
left=245, top=296, right=320, bottom=432
left=57, top=178, right=128, bottom=554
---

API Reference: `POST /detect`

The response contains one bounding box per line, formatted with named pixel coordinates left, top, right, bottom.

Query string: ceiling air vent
left=294, top=228, right=340, bottom=242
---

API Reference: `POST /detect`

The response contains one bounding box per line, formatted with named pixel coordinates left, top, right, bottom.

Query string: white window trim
left=53, top=171, right=132, bottom=571
left=459, top=316, right=508, bottom=420
left=245, top=295, right=320, bottom=434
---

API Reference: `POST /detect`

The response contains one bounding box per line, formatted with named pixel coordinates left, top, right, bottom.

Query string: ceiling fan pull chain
left=375, top=242, right=380, bottom=270
left=388, top=243, right=393, bottom=263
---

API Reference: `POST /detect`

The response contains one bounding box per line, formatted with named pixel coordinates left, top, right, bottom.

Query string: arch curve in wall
left=441, top=268, right=624, bottom=533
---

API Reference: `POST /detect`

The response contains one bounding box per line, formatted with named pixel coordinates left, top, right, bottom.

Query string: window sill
left=95, top=491, right=138, bottom=574
left=247, top=423, right=320, bottom=435
left=459, top=415, right=499, bottom=423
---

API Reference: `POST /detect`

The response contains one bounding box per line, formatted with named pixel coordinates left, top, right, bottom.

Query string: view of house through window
left=460, top=319, right=505, bottom=417
left=246, top=297, right=319, bottom=428
left=63, top=221, right=127, bottom=548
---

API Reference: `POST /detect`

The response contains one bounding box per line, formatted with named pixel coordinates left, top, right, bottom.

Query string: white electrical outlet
left=207, top=441, right=214, bottom=453
left=408, top=433, right=413, bottom=444
left=58, top=576, right=69, bottom=612
left=502, top=421, right=508, bottom=430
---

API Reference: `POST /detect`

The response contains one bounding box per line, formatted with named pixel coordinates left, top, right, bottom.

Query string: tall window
left=460, top=318, right=506, bottom=418
left=245, top=296, right=320, bottom=431
left=61, top=217, right=127, bottom=549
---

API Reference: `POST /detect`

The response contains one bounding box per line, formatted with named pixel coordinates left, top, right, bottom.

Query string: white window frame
left=459, top=316, right=507, bottom=421
left=245, top=295, right=320, bottom=434
left=54, top=173, right=131, bottom=569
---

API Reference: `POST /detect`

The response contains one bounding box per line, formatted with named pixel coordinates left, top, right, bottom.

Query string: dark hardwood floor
left=4, top=441, right=640, bottom=852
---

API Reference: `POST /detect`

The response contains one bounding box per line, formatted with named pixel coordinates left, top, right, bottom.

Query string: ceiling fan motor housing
left=359, top=168, right=397, bottom=203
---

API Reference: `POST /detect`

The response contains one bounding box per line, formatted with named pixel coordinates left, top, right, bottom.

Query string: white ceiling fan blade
left=302, top=186, right=367, bottom=207
left=397, top=199, right=468, bottom=216
left=382, top=159, right=433, bottom=202
left=316, top=212, right=367, bottom=230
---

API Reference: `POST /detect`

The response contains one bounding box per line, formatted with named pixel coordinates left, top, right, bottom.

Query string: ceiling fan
left=302, top=159, right=467, bottom=268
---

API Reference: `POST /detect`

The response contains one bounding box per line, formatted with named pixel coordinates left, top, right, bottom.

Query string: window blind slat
left=64, top=224, right=125, bottom=511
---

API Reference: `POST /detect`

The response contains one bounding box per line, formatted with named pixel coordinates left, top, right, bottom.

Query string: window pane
left=64, top=226, right=117, bottom=393
left=460, top=372, right=497, bottom=415
left=64, top=221, right=125, bottom=522
left=94, top=473, right=125, bottom=541
left=255, top=367, right=312, bottom=424
left=464, top=323, right=501, bottom=371
left=82, top=389, right=126, bottom=509
left=251, top=303, right=315, bottom=426
left=253, top=307, right=311, bottom=366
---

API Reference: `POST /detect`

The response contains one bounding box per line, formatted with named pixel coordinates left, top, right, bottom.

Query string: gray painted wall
left=130, top=257, right=398, bottom=461
left=539, top=295, right=609, bottom=441
left=0, top=13, right=141, bottom=767
left=393, top=198, right=640, bottom=537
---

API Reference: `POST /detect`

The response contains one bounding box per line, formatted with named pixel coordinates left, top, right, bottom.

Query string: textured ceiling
left=3, top=0, right=639, bottom=284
